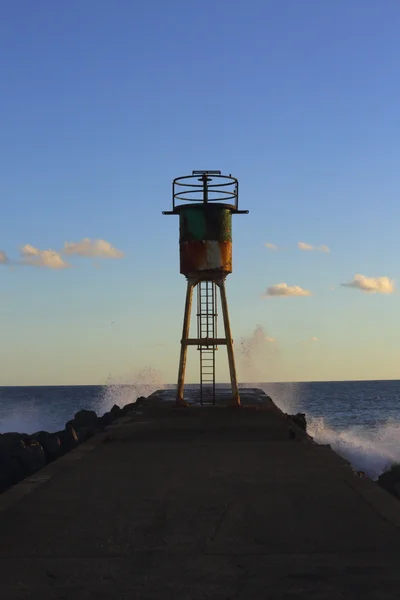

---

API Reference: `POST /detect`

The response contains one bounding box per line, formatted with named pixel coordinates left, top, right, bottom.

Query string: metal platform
left=150, top=386, right=273, bottom=407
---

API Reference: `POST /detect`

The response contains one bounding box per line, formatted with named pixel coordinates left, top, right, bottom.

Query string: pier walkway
left=0, top=388, right=400, bottom=599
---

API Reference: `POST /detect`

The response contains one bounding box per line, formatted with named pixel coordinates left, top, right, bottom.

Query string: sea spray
left=98, top=366, right=166, bottom=413
left=307, top=417, right=400, bottom=480
left=261, top=382, right=301, bottom=414
left=237, top=325, right=280, bottom=384
left=259, top=381, right=400, bottom=480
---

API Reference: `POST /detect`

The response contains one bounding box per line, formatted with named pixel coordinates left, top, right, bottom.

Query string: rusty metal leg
left=218, top=279, right=240, bottom=407
left=176, top=279, right=195, bottom=407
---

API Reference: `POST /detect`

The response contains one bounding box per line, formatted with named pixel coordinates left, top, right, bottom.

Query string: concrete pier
left=0, top=388, right=400, bottom=599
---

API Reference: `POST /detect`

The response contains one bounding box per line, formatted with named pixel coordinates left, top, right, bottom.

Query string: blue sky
left=1, top=0, right=400, bottom=385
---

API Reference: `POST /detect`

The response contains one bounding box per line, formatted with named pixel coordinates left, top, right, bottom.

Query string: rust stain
left=180, top=241, right=232, bottom=275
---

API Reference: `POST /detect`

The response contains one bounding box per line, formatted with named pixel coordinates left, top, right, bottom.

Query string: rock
left=57, top=427, right=79, bottom=454
left=98, top=411, right=114, bottom=429
left=0, top=432, right=30, bottom=445
left=121, top=402, right=137, bottom=416
left=66, top=409, right=99, bottom=432
left=394, top=482, right=400, bottom=500
left=72, top=409, right=98, bottom=427
left=378, top=464, right=400, bottom=499
left=74, top=424, right=99, bottom=443
left=0, top=454, right=25, bottom=492
left=32, top=431, right=61, bottom=463
left=24, top=440, right=46, bottom=473
left=0, top=436, right=46, bottom=478
left=135, top=396, right=147, bottom=410
left=290, top=413, right=307, bottom=432
left=110, top=404, right=121, bottom=418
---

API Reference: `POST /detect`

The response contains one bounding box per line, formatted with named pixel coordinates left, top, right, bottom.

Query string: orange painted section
left=180, top=241, right=232, bottom=275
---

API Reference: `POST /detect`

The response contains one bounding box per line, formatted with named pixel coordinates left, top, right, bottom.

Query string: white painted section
left=206, top=240, right=222, bottom=269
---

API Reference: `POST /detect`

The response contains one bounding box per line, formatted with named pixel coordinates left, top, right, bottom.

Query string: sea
left=0, top=379, right=400, bottom=481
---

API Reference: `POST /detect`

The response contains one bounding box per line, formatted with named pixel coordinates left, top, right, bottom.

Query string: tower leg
left=176, top=279, right=195, bottom=407
left=218, top=279, right=241, bottom=407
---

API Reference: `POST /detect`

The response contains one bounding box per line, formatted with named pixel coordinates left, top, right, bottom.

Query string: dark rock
left=0, top=436, right=46, bottom=478
left=57, top=427, right=79, bottom=454
left=74, top=425, right=99, bottom=443
left=290, top=413, right=307, bottom=432
left=32, top=431, right=61, bottom=463
left=121, top=402, right=137, bottom=416
left=70, top=409, right=98, bottom=427
left=0, top=432, right=31, bottom=445
left=66, top=409, right=99, bottom=432
left=0, top=454, right=25, bottom=492
left=135, top=396, right=147, bottom=409
left=394, top=483, right=400, bottom=500
left=23, top=440, right=46, bottom=473
left=378, top=464, right=400, bottom=499
left=98, top=411, right=114, bottom=429
left=110, top=404, right=121, bottom=417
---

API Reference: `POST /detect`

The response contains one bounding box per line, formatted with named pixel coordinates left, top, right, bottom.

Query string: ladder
left=197, top=281, right=217, bottom=404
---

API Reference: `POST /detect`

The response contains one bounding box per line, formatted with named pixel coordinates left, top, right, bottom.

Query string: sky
left=1, top=0, right=400, bottom=385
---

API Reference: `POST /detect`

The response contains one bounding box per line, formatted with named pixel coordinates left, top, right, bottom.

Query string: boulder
left=377, top=464, right=400, bottom=499
left=57, top=427, right=79, bottom=454
left=98, top=411, right=114, bottom=429
left=290, top=413, right=307, bottom=432
left=0, top=454, right=25, bottom=492
left=65, top=410, right=100, bottom=442
left=121, top=402, right=137, bottom=416
left=70, top=409, right=98, bottom=427
left=0, top=432, right=31, bottom=445
left=74, top=424, right=99, bottom=443
left=110, top=404, right=121, bottom=418
left=394, top=482, right=400, bottom=500
left=0, top=437, right=46, bottom=478
left=23, top=440, right=46, bottom=473
left=134, top=396, right=149, bottom=411
left=32, top=431, right=61, bottom=463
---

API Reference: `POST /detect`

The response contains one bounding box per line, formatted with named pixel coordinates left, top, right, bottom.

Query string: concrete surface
left=0, top=388, right=400, bottom=599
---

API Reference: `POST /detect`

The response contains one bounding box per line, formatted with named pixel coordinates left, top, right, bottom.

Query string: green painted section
left=179, top=204, right=232, bottom=243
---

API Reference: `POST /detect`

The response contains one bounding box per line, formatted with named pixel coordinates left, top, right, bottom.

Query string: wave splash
left=261, top=382, right=400, bottom=480
left=307, top=417, right=400, bottom=480
left=98, top=366, right=165, bottom=414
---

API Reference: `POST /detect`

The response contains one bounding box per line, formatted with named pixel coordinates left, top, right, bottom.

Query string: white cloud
left=263, top=283, right=312, bottom=297
left=63, top=238, right=124, bottom=259
left=0, top=251, right=9, bottom=264
left=298, top=241, right=330, bottom=253
left=265, top=336, right=276, bottom=343
left=264, top=242, right=278, bottom=250
left=310, top=336, right=318, bottom=342
left=297, top=241, right=313, bottom=251
left=341, top=274, right=395, bottom=294
left=20, top=245, right=69, bottom=269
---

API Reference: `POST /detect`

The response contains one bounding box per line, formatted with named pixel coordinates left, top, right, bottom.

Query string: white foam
left=260, top=382, right=400, bottom=480
left=98, top=366, right=166, bottom=413
left=307, top=417, right=400, bottom=480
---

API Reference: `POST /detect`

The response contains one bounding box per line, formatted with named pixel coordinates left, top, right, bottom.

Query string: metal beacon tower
left=163, top=170, right=248, bottom=407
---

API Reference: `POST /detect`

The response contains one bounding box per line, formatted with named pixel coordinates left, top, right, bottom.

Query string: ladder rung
left=198, top=281, right=216, bottom=403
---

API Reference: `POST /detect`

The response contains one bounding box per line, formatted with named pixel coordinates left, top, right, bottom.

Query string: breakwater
left=0, top=396, right=147, bottom=494
left=0, top=388, right=399, bottom=506
left=1, top=387, right=400, bottom=599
